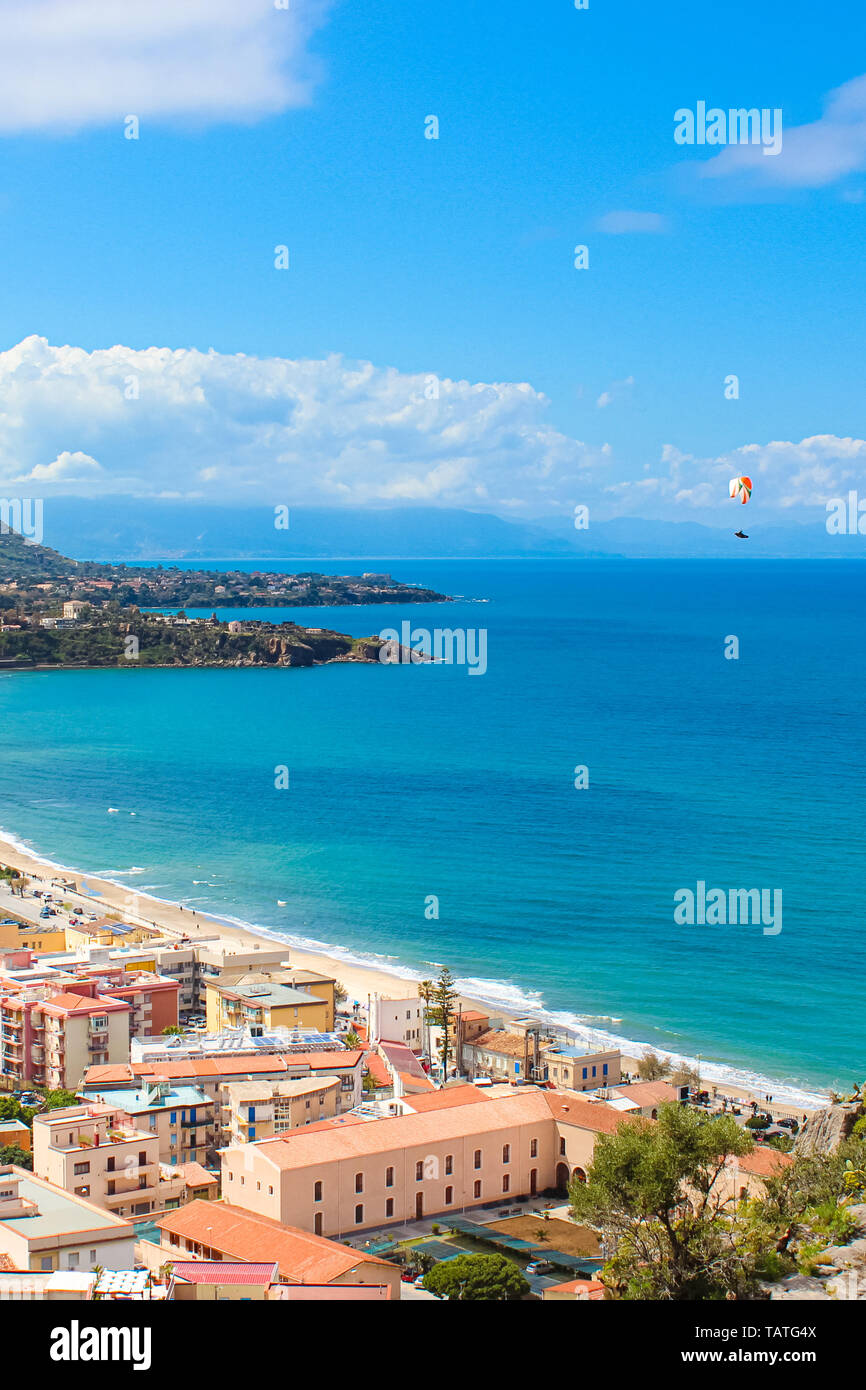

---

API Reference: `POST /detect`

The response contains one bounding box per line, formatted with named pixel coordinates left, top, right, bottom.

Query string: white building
left=369, top=993, right=425, bottom=1052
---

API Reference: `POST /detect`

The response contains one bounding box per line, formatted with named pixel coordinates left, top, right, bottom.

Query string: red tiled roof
left=39, top=992, right=130, bottom=1016
left=83, top=1051, right=364, bottom=1086
left=738, top=1147, right=795, bottom=1176
left=171, top=1261, right=276, bottom=1286
left=362, top=1051, right=390, bottom=1086
left=545, top=1278, right=605, bottom=1300
left=543, top=1091, right=627, bottom=1134
left=157, top=1201, right=395, bottom=1284
left=402, top=1085, right=491, bottom=1113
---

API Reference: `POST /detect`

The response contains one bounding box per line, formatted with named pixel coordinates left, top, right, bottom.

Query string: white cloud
left=0, top=0, right=334, bottom=133
left=607, top=435, right=866, bottom=516
left=696, top=73, right=866, bottom=189
left=27, top=449, right=101, bottom=481
left=0, top=336, right=609, bottom=512
left=597, top=210, right=669, bottom=234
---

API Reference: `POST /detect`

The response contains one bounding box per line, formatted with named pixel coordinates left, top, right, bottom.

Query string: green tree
left=334, top=981, right=348, bottom=1004
left=41, top=1088, right=78, bottom=1110
left=422, top=1253, right=528, bottom=1301
left=432, top=967, right=457, bottom=1074
left=344, top=1031, right=361, bottom=1050
left=0, top=1144, right=33, bottom=1169
left=570, top=1103, right=757, bottom=1300
left=161, top=1025, right=184, bottom=1035
left=637, top=1051, right=671, bottom=1082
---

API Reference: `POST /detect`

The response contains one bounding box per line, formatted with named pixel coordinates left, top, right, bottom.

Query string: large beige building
left=221, top=1085, right=623, bottom=1238
left=32, top=1103, right=185, bottom=1219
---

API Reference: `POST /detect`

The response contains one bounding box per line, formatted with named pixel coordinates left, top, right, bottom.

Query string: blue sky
left=0, top=0, right=864, bottom=525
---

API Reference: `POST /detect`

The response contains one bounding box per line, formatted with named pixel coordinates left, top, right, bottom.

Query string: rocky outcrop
left=794, top=1103, right=862, bottom=1158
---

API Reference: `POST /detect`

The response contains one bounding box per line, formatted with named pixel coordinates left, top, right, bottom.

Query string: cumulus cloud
left=0, top=0, right=333, bottom=132
left=27, top=450, right=101, bottom=481
left=0, top=336, right=609, bottom=512
left=606, top=435, right=866, bottom=517
left=695, top=73, right=866, bottom=190
left=597, top=211, right=669, bottom=234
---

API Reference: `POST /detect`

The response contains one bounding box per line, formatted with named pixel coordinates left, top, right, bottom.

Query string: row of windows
left=351, top=1176, right=513, bottom=1225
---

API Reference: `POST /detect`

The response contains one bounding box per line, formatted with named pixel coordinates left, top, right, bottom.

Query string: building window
left=67, top=1252, right=79, bottom=1268
left=502, top=1174, right=510, bottom=1193
left=445, top=1186, right=453, bottom=1205
left=473, top=1149, right=481, bottom=1169
left=268, top=1186, right=273, bottom=1196
left=582, top=1067, right=588, bottom=1080
left=385, top=1166, right=394, bottom=1187
left=445, top=1154, right=453, bottom=1175
left=473, top=1180, right=481, bottom=1199
left=73, top=1161, right=90, bottom=1175
left=354, top=1204, right=364, bottom=1224
left=530, top=1138, right=538, bottom=1158
left=502, top=1144, right=510, bottom=1164
left=415, top=1160, right=423, bottom=1181
left=559, top=1137, right=566, bottom=1155
left=40, top=1257, right=52, bottom=1271
left=385, top=1197, right=394, bottom=1218
left=314, top=1181, right=323, bottom=1202
left=603, top=1063, right=608, bottom=1076
left=355, top=1172, right=363, bottom=1194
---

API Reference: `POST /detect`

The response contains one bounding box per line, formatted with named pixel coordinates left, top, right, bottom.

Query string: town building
left=543, top=1045, right=622, bottom=1093
left=0, top=986, right=131, bottom=1091
left=204, top=970, right=334, bottom=1034
left=75, top=1079, right=215, bottom=1167
left=0, top=1118, right=30, bottom=1152
left=220, top=1085, right=623, bottom=1237
left=369, top=993, right=425, bottom=1051
left=168, top=1259, right=277, bottom=1301
left=32, top=1103, right=186, bottom=1219
left=143, top=1199, right=401, bottom=1295
left=0, top=1165, right=136, bottom=1272
left=221, top=1075, right=342, bottom=1144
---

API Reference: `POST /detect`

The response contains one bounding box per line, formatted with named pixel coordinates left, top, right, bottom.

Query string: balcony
left=180, top=1116, right=210, bottom=1128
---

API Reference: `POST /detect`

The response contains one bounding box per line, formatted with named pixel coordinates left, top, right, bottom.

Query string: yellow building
left=0, top=921, right=66, bottom=954
left=222, top=1076, right=342, bottom=1144
left=205, top=971, right=334, bottom=1034
left=64, top=919, right=159, bottom=952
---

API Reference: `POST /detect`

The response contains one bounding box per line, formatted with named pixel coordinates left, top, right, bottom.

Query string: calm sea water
left=1, top=559, right=864, bottom=1101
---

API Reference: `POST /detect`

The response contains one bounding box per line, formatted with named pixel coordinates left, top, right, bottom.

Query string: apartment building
left=221, top=1075, right=342, bottom=1144
left=369, top=993, right=425, bottom=1051
left=221, top=1085, right=623, bottom=1237
left=83, top=1048, right=365, bottom=1111
left=0, top=986, right=130, bottom=1091
left=32, top=1103, right=185, bottom=1218
left=0, top=1165, right=136, bottom=1272
left=205, top=972, right=334, bottom=1034
left=543, top=1046, right=622, bottom=1093
left=76, top=1079, right=215, bottom=1167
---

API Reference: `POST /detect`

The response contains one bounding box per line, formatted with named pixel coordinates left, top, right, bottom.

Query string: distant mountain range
left=31, top=496, right=866, bottom=561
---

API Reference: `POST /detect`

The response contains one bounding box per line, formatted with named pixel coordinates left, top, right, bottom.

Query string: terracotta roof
left=362, top=1051, right=391, bottom=1086
left=543, top=1091, right=627, bottom=1134
left=466, top=1030, right=530, bottom=1059
left=248, top=1090, right=555, bottom=1170
left=38, top=992, right=130, bottom=1017
left=172, top=1260, right=276, bottom=1286
left=83, top=1052, right=363, bottom=1085
left=738, top=1147, right=795, bottom=1176
left=402, top=1085, right=492, bottom=1113
left=177, top=1162, right=218, bottom=1187
left=611, top=1081, right=680, bottom=1106
left=398, top=1071, right=436, bottom=1092
left=545, top=1278, right=605, bottom=1300
left=458, top=1010, right=489, bottom=1022
left=157, top=1201, right=395, bottom=1284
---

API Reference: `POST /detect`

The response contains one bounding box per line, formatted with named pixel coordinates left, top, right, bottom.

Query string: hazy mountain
left=31, top=497, right=865, bottom=562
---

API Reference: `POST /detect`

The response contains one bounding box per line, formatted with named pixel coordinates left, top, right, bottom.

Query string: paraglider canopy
left=729, top=475, right=752, bottom=504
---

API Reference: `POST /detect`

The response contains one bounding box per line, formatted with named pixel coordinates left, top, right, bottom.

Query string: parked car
left=400, top=1269, right=416, bottom=1283
left=526, top=1260, right=554, bottom=1275
left=777, top=1117, right=798, bottom=1130
left=413, top=1274, right=428, bottom=1288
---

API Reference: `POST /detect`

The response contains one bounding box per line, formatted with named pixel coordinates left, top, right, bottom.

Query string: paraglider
left=730, top=475, right=752, bottom=538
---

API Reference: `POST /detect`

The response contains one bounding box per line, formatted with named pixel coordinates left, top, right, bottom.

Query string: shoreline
left=0, top=825, right=827, bottom=1113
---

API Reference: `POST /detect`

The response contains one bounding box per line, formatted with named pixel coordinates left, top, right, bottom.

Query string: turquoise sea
left=1, top=558, right=864, bottom=1103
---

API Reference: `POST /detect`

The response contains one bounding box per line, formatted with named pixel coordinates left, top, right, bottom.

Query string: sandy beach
left=0, top=828, right=823, bottom=1117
